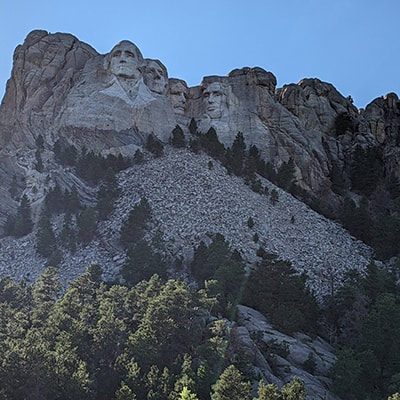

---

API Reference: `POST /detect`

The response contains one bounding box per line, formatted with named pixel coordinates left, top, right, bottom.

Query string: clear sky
left=0, top=0, right=399, bottom=108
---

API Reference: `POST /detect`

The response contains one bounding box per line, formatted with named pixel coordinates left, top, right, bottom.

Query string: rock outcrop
left=234, top=305, right=339, bottom=399
left=1, top=30, right=400, bottom=226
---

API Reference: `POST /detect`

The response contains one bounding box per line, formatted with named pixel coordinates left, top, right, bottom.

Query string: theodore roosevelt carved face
left=169, top=78, right=188, bottom=115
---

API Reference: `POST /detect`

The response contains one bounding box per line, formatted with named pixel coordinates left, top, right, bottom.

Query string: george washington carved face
left=108, top=41, right=143, bottom=81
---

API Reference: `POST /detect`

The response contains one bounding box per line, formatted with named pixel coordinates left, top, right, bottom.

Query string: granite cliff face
left=1, top=30, right=400, bottom=226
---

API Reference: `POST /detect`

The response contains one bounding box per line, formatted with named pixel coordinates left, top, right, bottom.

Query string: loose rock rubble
left=0, top=148, right=372, bottom=298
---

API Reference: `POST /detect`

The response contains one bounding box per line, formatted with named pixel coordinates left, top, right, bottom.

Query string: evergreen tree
left=77, top=208, right=98, bottom=244
left=201, top=127, right=225, bottom=160
left=146, top=134, right=164, bottom=157
left=12, top=195, right=34, bottom=237
left=122, top=239, right=166, bottom=286
left=189, top=118, right=198, bottom=136
left=133, top=149, right=144, bottom=164
left=120, top=197, right=152, bottom=248
left=211, top=365, right=252, bottom=400
left=229, top=132, right=246, bottom=176
left=243, top=256, right=320, bottom=334
left=36, top=213, right=57, bottom=258
left=179, top=386, right=199, bottom=400
left=256, top=380, right=280, bottom=400
left=59, top=212, right=77, bottom=253
left=281, top=376, right=307, bottom=400
left=171, top=125, right=186, bottom=148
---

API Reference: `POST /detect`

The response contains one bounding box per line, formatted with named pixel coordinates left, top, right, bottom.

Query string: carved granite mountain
left=1, top=30, right=400, bottom=220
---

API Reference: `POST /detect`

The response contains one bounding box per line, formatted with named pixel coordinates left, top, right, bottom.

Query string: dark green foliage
left=276, top=158, right=296, bottom=192
left=190, top=234, right=246, bottom=316
left=243, top=254, right=320, bottom=335
left=351, top=145, right=383, bottom=196
left=171, top=125, right=186, bottom=148
left=134, top=148, right=144, bottom=164
left=251, top=179, right=263, bottom=193
left=59, top=212, right=77, bottom=253
left=189, top=138, right=201, bottom=153
left=225, top=132, right=246, bottom=176
left=77, top=207, right=97, bottom=244
left=211, top=365, right=252, bottom=400
left=96, top=167, right=121, bottom=220
left=200, top=128, right=225, bottom=160
left=247, top=217, right=255, bottom=229
left=189, top=118, right=198, bottom=136
left=45, top=183, right=64, bottom=214
left=4, top=195, right=34, bottom=237
left=330, top=264, right=400, bottom=399
left=36, top=213, right=57, bottom=258
left=340, top=197, right=400, bottom=259
left=64, top=186, right=81, bottom=213
left=53, top=139, right=78, bottom=166
left=371, top=213, right=400, bottom=259
left=120, top=197, right=152, bottom=249
left=122, top=239, right=166, bottom=285
left=146, top=134, right=164, bottom=157
left=0, top=266, right=309, bottom=400
left=329, top=163, right=346, bottom=194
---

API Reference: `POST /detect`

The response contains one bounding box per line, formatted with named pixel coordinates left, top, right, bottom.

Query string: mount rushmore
left=0, top=29, right=399, bottom=226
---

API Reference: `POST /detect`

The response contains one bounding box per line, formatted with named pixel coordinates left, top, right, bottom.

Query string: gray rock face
left=235, top=305, right=339, bottom=400
left=1, top=29, right=400, bottom=216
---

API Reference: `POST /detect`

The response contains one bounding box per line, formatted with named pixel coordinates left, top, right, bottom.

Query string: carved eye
left=125, top=51, right=135, bottom=58
left=112, top=50, right=121, bottom=57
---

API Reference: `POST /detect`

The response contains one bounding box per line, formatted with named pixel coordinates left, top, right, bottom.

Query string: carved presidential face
left=143, top=59, right=168, bottom=95
left=169, top=79, right=188, bottom=115
left=202, top=82, right=226, bottom=119
left=109, top=41, right=142, bottom=80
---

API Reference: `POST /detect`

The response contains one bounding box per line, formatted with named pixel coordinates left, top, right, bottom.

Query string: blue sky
left=0, top=0, right=399, bottom=108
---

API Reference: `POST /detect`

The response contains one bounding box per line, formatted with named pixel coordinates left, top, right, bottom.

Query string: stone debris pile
left=0, top=148, right=372, bottom=299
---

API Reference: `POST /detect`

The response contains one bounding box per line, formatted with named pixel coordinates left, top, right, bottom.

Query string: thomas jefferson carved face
left=169, top=79, right=188, bottom=115
left=109, top=41, right=142, bottom=80
left=143, top=59, right=168, bottom=95
left=202, top=82, right=226, bottom=119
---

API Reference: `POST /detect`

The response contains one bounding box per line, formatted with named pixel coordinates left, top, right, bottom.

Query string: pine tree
left=36, top=214, right=57, bottom=258
left=171, top=125, right=186, bottom=148
left=211, top=365, right=252, bottom=400
left=256, top=380, right=280, bottom=400
left=13, top=195, right=34, bottom=237
left=77, top=208, right=97, bottom=244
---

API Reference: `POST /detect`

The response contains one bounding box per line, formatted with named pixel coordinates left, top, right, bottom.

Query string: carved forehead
left=203, top=81, right=226, bottom=93
left=169, top=78, right=188, bottom=92
left=110, top=40, right=143, bottom=60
